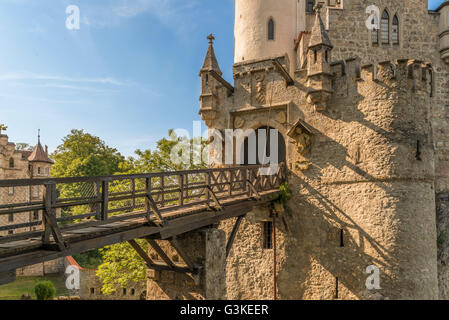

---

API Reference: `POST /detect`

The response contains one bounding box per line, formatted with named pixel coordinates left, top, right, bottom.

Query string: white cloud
left=0, top=72, right=129, bottom=86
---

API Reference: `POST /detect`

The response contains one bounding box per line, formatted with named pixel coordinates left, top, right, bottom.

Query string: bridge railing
left=0, top=164, right=286, bottom=247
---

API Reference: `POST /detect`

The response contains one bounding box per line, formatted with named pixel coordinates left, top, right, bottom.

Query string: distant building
left=0, top=130, right=63, bottom=276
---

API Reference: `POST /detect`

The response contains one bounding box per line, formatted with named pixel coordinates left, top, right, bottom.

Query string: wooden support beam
left=272, top=59, right=294, bottom=86
left=128, top=239, right=154, bottom=267
left=42, top=183, right=67, bottom=251
left=170, top=237, right=195, bottom=271
left=226, top=215, right=244, bottom=258
left=247, top=180, right=261, bottom=200
left=129, top=239, right=199, bottom=274
left=146, top=238, right=175, bottom=268
left=207, top=186, right=223, bottom=210
left=100, top=179, right=109, bottom=221
left=209, top=70, right=234, bottom=93
left=145, top=192, right=165, bottom=226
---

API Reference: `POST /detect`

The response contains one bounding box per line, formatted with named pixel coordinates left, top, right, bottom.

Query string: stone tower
left=194, top=0, right=449, bottom=300
left=234, top=0, right=298, bottom=71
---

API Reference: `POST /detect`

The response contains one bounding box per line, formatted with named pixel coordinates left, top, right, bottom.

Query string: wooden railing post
left=206, top=172, right=211, bottom=204
left=229, top=169, right=233, bottom=197
left=42, top=182, right=66, bottom=251
left=179, top=174, right=184, bottom=206
left=100, top=179, right=109, bottom=221
left=42, top=183, right=53, bottom=245
left=94, top=181, right=101, bottom=220
left=130, top=178, right=136, bottom=210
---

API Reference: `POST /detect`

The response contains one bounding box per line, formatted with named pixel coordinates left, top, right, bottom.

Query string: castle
left=0, top=130, right=63, bottom=275
left=195, top=0, right=449, bottom=300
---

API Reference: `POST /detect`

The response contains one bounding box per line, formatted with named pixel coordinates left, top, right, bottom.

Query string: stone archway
left=240, top=126, right=286, bottom=165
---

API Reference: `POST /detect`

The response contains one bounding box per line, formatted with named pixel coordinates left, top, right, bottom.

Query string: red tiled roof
left=28, top=142, right=54, bottom=164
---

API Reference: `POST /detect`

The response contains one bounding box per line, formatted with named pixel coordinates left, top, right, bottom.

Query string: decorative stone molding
left=234, top=116, right=245, bottom=129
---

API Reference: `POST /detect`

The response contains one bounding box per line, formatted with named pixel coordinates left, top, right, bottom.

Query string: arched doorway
left=240, top=126, right=286, bottom=165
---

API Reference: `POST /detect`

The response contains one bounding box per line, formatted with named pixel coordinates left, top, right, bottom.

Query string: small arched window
left=371, top=14, right=379, bottom=44
left=9, top=157, right=14, bottom=168
left=307, top=0, right=315, bottom=13
left=268, top=18, right=275, bottom=40
left=392, top=15, right=399, bottom=45
left=381, top=10, right=390, bottom=44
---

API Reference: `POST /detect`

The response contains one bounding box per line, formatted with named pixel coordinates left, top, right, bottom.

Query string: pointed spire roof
left=308, top=3, right=333, bottom=49
left=200, top=34, right=222, bottom=76
left=28, top=130, right=54, bottom=164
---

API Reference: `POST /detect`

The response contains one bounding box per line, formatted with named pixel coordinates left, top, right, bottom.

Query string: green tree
left=51, top=129, right=124, bottom=178
left=15, top=143, right=34, bottom=151
left=97, top=131, right=207, bottom=295
left=0, top=124, right=7, bottom=134
left=34, top=281, right=56, bottom=300
left=52, top=129, right=125, bottom=268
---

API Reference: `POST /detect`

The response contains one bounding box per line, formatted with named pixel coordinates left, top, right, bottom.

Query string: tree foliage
left=51, top=129, right=124, bottom=178
left=34, top=281, right=56, bottom=300
left=96, top=131, right=207, bottom=295
left=15, top=143, right=34, bottom=151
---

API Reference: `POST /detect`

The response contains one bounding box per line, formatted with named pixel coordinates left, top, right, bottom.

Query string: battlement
left=326, top=58, right=433, bottom=96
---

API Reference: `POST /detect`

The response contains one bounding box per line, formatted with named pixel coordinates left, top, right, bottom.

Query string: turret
left=306, top=3, right=333, bottom=111
left=198, top=34, right=222, bottom=127
left=437, top=1, right=449, bottom=64
left=28, top=130, right=53, bottom=178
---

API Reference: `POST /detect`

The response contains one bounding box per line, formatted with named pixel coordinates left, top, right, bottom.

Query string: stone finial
left=200, top=33, right=222, bottom=76
left=308, top=2, right=332, bottom=49
left=207, top=33, right=215, bottom=45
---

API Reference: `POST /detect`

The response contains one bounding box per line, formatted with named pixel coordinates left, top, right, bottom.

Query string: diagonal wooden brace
left=170, top=237, right=195, bottom=272
left=146, top=238, right=175, bottom=269
left=128, top=239, right=154, bottom=267
left=247, top=180, right=261, bottom=200
left=226, top=215, right=244, bottom=258
left=43, top=183, right=67, bottom=251
left=145, top=192, right=166, bottom=226
left=206, top=186, right=223, bottom=211
left=129, top=239, right=199, bottom=274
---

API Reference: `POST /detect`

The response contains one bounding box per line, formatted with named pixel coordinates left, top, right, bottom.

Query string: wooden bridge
left=0, top=164, right=285, bottom=284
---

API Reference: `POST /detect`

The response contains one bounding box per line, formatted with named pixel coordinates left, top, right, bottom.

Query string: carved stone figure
left=254, top=73, right=265, bottom=105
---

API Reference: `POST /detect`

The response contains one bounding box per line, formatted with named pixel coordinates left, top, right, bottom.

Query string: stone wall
left=16, top=258, right=65, bottom=277
left=146, top=228, right=226, bottom=300
left=198, top=0, right=448, bottom=297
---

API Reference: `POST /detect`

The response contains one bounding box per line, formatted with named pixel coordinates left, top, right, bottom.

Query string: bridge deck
left=0, top=165, right=285, bottom=274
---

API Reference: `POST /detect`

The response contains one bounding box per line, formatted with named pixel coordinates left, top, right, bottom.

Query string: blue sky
left=0, top=0, right=445, bottom=156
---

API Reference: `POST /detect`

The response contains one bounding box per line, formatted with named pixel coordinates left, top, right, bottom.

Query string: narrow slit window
left=392, top=15, right=399, bottom=45
left=340, top=229, right=344, bottom=247
left=263, top=221, right=273, bottom=249
left=429, top=70, right=433, bottom=97
left=371, top=15, right=379, bottom=44
left=268, top=19, right=275, bottom=40
left=381, top=10, right=390, bottom=44
left=314, top=50, right=317, bottom=63
left=416, top=140, right=422, bottom=161
left=8, top=213, right=13, bottom=222
left=9, top=157, right=14, bottom=168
